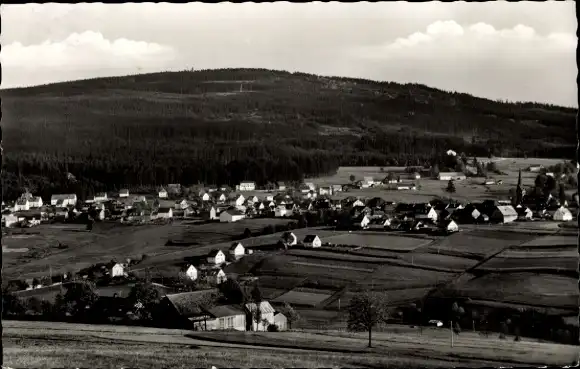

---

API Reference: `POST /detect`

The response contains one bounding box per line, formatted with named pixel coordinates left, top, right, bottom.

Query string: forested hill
left=1, top=68, right=576, bottom=200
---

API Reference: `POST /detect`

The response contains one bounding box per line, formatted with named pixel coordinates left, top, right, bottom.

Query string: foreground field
left=3, top=320, right=577, bottom=368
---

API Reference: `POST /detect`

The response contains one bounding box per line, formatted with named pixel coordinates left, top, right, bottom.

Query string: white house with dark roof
left=29, top=196, right=43, bottom=208
left=438, top=172, right=466, bottom=181
left=119, top=189, right=130, bottom=198
left=157, top=207, right=173, bottom=219
left=245, top=301, right=276, bottom=331
left=229, top=242, right=245, bottom=258
left=302, top=235, right=322, bottom=248
left=14, top=198, right=30, bottom=212
left=158, top=187, right=168, bottom=198
left=50, top=194, right=77, bottom=207
left=238, top=181, right=256, bottom=191
left=490, top=205, right=518, bottom=224
left=95, top=192, right=108, bottom=202
left=182, top=265, right=198, bottom=281
left=206, top=249, right=226, bottom=265
left=219, top=208, right=245, bottom=223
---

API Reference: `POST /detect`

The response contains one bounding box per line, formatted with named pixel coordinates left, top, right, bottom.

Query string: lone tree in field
left=349, top=174, right=356, bottom=183
left=347, top=291, right=389, bottom=348
left=446, top=179, right=456, bottom=194
left=283, top=302, right=300, bottom=330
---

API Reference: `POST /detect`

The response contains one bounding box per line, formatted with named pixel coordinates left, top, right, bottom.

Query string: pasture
left=443, top=273, right=578, bottom=310
left=271, top=289, right=332, bottom=307
left=324, top=233, right=433, bottom=251
left=399, top=252, right=479, bottom=272
left=474, top=256, right=576, bottom=273
left=518, top=235, right=577, bottom=248
left=362, top=264, right=457, bottom=291
left=324, top=287, right=434, bottom=310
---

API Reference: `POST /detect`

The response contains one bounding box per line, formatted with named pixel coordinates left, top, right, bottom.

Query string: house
left=273, top=311, right=288, bottom=331
left=2, top=214, right=19, bottom=228
left=95, top=192, right=108, bottom=202
left=238, top=181, right=256, bottom=191
left=304, top=182, right=316, bottom=191
left=247, top=196, right=259, bottom=204
left=331, top=184, right=343, bottom=193
left=110, top=263, right=126, bottom=278
left=157, top=207, right=173, bottom=219
left=14, top=198, right=30, bottom=212
left=515, top=205, right=533, bottom=221
left=50, top=194, right=78, bottom=207
left=397, top=184, right=416, bottom=191
left=201, top=192, right=211, bottom=202
left=280, top=232, right=298, bottom=247
left=484, top=179, right=496, bottom=185
left=182, top=265, right=198, bottom=281
left=275, top=206, right=291, bottom=217
left=446, top=149, right=457, bottom=156
left=352, top=214, right=371, bottom=229
left=352, top=199, right=365, bottom=208
left=319, top=186, right=333, bottom=196
left=204, top=206, right=218, bottom=220
left=233, top=194, right=246, bottom=207
left=553, top=206, right=573, bottom=222
left=546, top=172, right=555, bottom=178
left=528, top=165, right=544, bottom=173
left=204, top=305, right=246, bottom=331
left=490, top=205, right=518, bottom=224
left=219, top=208, right=245, bottom=223
left=438, top=172, right=466, bottom=181
left=215, top=193, right=227, bottom=203
left=245, top=301, right=276, bottom=331
left=265, top=195, right=274, bottom=202
left=362, top=176, right=374, bottom=188
left=302, top=235, right=322, bottom=248
left=277, top=182, right=286, bottom=191
left=175, top=199, right=189, bottom=210
left=160, top=289, right=220, bottom=329
left=207, top=250, right=226, bottom=265
left=439, top=219, right=459, bottom=234
left=229, top=242, right=245, bottom=258
left=29, top=196, right=43, bottom=208
left=119, top=189, right=130, bottom=198
left=415, top=207, right=438, bottom=223
left=158, top=187, right=168, bottom=198
left=200, top=268, right=228, bottom=286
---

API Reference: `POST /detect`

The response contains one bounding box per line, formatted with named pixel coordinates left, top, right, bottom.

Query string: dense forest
left=1, top=68, right=576, bottom=200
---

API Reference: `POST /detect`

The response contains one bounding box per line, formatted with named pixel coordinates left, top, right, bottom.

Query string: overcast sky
left=1, top=2, right=577, bottom=107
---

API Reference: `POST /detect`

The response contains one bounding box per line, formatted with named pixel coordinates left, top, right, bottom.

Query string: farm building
left=229, top=242, right=245, bottom=258
left=29, top=196, right=43, bottom=208
left=275, top=206, right=291, bottom=217
left=415, top=206, right=438, bottom=223
left=201, top=192, right=211, bottom=202
left=205, top=305, right=247, bottom=331
left=553, top=206, right=573, bottom=222
left=232, top=194, right=246, bottom=207
left=277, top=182, right=286, bottom=191
left=280, top=232, right=298, bottom=246
left=119, top=189, right=130, bottom=198
left=50, top=194, right=77, bottom=207
left=490, top=205, right=518, bottom=224
left=207, top=250, right=226, bottom=265
left=515, top=205, right=533, bottom=220
left=299, top=184, right=311, bottom=193
left=158, top=187, right=168, bottom=198
left=203, top=207, right=218, bottom=221
left=528, top=165, right=544, bottom=172
left=175, top=199, right=189, bottom=210
left=361, top=176, right=374, bottom=188
left=332, top=184, right=343, bottom=193
left=438, top=172, right=466, bottom=181
left=216, top=193, right=227, bottom=203
left=305, top=182, right=316, bottom=191
left=160, top=289, right=220, bottom=329
left=95, top=193, right=108, bottom=202
left=109, top=263, right=126, bottom=278
left=157, top=207, right=173, bottom=219
left=352, top=214, right=371, bottom=229
left=182, top=265, right=198, bottom=281
left=319, top=186, right=333, bottom=196
left=247, top=195, right=259, bottom=204
left=273, top=312, right=288, bottom=331
left=219, top=208, right=246, bottom=223
left=446, top=149, right=457, bottom=156
left=302, top=235, right=322, bottom=248
left=3, top=214, right=19, bottom=227
left=14, top=198, right=30, bottom=212
left=200, top=268, right=227, bottom=286
left=245, top=301, right=276, bottom=331
left=439, top=219, right=459, bottom=233
left=238, top=181, right=256, bottom=191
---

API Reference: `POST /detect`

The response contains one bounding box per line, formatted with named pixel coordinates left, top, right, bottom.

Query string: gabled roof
left=207, top=249, right=224, bottom=257
left=223, top=208, right=245, bottom=216
left=164, top=289, right=219, bottom=317
left=303, top=235, right=319, bottom=243
left=158, top=207, right=172, bottom=213
left=245, top=301, right=275, bottom=315
left=230, top=242, right=244, bottom=251
left=204, top=304, right=245, bottom=318
left=494, top=205, right=518, bottom=217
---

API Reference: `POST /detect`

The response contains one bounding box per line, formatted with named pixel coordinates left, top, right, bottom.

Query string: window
left=227, top=317, right=234, bottom=328
left=219, top=318, right=225, bottom=329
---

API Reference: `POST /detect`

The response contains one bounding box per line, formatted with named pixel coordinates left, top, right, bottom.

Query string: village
left=2, top=155, right=578, bottom=340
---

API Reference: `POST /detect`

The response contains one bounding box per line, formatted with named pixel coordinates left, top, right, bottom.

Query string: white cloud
left=349, top=20, right=576, bottom=107
left=1, top=31, right=177, bottom=88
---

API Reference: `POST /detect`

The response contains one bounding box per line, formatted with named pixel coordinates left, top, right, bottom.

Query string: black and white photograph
left=1, top=2, right=578, bottom=368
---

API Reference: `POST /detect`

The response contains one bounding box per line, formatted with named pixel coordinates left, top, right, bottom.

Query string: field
left=418, top=229, right=535, bottom=260
left=324, top=233, right=433, bottom=251
left=441, top=273, right=578, bottom=310
left=325, top=287, right=435, bottom=311
left=399, top=252, right=480, bottom=272
left=474, top=256, right=576, bottom=273
left=271, top=289, right=333, bottom=307
left=5, top=320, right=577, bottom=368
left=518, top=235, right=577, bottom=248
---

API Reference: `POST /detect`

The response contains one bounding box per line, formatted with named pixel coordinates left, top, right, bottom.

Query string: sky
left=1, top=2, right=577, bottom=107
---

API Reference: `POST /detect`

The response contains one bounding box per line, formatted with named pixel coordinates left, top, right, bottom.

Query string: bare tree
left=347, top=291, right=388, bottom=348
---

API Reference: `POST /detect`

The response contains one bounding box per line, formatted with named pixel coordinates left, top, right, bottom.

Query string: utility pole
left=450, top=320, right=454, bottom=348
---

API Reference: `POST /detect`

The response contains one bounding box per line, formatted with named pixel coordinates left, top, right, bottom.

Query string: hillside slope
left=1, top=68, right=576, bottom=199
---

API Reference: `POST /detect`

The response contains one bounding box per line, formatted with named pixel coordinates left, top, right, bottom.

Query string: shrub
left=267, top=324, right=279, bottom=332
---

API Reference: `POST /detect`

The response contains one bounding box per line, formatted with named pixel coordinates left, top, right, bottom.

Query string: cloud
left=348, top=20, right=576, bottom=106
left=1, top=31, right=177, bottom=88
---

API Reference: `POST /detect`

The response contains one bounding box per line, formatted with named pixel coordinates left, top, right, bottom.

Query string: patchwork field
left=441, top=273, right=578, bottom=310
left=399, top=252, right=480, bottom=272
left=325, top=233, right=433, bottom=251
left=271, top=289, right=333, bottom=307
left=361, top=264, right=457, bottom=291
left=474, top=256, right=576, bottom=273
left=325, top=287, right=435, bottom=311
left=518, top=235, right=577, bottom=248
left=419, top=230, right=535, bottom=260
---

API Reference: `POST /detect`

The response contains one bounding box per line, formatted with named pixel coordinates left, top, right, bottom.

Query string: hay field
left=325, top=233, right=433, bottom=251
left=399, top=252, right=480, bottom=272
left=519, top=235, right=577, bottom=248
left=475, top=256, right=576, bottom=272
left=362, top=264, right=457, bottom=291
left=443, top=273, right=578, bottom=309
left=325, top=287, right=434, bottom=310
left=271, top=290, right=332, bottom=307
left=420, top=230, right=534, bottom=260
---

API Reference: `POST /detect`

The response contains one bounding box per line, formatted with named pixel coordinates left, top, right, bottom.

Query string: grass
left=271, top=289, right=333, bottom=307
left=324, top=287, right=434, bottom=310
left=325, top=233, right=433, bottom=251
left=362, top=265, right=457, bottom=290
left=474, top=256, right=577, bottom=273
left=519, top=235, right=578, bottom=247
left=443, top=273, right=578, bottom=309
left=400, top=252, right=479, bottom=272
left=286, top=248, right=396, bottom=264
left=498, top=248, right=577, bottom=259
